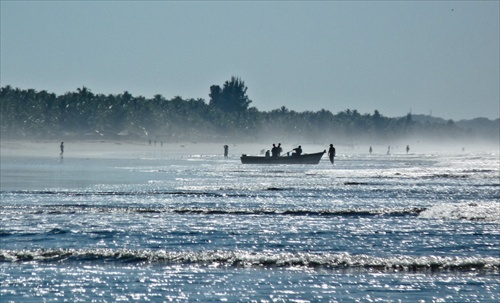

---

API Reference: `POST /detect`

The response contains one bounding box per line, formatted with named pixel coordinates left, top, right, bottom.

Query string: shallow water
left=1, top=151, right=499, bottom=302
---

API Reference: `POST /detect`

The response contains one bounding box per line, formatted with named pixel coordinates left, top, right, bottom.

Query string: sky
left=1, top=1, right=499, bottom=121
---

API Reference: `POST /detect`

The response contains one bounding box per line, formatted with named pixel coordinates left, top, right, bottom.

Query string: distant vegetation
left=1, top=78, right=498, bottom=145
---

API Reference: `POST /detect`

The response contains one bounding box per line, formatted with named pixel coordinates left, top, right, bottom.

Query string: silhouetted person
left=60, top=142, right=64, bottom=158
left=293, top=145, right=302, bottom=156
left=277, top=143, right=283, bottom=156
left=328, top=144, right=336, bottom=164
left=223, top=145, right=229, bottom=158
left=406, top=145, right=410, bottom=154
left=369, top=146, right=373, bottom=154
left=271, top=144, right=278, bottom=157
left=387, top=146, right=391, bottom=155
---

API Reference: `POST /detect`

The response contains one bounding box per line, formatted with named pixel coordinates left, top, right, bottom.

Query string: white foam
left=419, top=202, right=500, bottom=222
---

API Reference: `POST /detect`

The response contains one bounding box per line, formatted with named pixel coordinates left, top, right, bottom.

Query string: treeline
left=0, top=85, right=497, bottom=144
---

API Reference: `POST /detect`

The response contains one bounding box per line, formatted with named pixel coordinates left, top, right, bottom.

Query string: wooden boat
left=240, top=151, right=325, bottom=165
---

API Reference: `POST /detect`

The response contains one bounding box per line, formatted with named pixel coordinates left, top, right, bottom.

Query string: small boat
left=240, top=151, right=325, bottom=165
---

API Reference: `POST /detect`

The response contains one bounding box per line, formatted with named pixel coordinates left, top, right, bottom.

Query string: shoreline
left=0, top=140, right=257, bottom=159
left=1, top=139, right=498, bottom=160
left=0, top=140, right=326, bottom=160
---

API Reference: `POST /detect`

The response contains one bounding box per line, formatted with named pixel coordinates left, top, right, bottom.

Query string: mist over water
left=1, top=141, right=499, bottom=302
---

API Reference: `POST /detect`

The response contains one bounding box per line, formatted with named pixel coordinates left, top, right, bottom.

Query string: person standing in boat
left=271, top=144, right=278, bottom=157
left=223, top=145, right=229, bottom=158
left=277, top=143, right=283, bottom=156
left=328, top=144, right=336, bottom=164
left=292, top=145, right=302, bottom=156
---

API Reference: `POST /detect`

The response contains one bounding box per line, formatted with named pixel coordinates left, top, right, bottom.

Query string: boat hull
left=240, top=151, right=325, bottom=165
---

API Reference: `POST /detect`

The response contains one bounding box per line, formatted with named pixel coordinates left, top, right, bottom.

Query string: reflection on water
left=1, top=152, right=499, bottom=302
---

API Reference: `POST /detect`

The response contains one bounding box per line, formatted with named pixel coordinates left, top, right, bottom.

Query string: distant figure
left=271, top=144, right=278, bottom=157
left=60, top=142, right=64, bottom=158
left=277, top=143, right=283, bottom=156
left=265, top=150, right=271, bottom=158
left=328, top=144, right=336, bottom=164
left=387, top=146, right=391, bottom=155
left=369, top=146, right=373, bottom=155
left=293, top=145, right=302, bottom=156
left=406, top=145, right=410, bottom=154
left=223, top=145, right=229, bottom=158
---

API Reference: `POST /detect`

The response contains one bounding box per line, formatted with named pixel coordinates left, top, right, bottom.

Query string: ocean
left=1, top=145, right=499, bottom=302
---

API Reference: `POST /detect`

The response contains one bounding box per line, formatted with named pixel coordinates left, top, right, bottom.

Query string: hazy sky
left=1, top=1, right=499, bottom=120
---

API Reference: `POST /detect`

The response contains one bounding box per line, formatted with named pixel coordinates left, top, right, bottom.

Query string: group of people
left=368, top=145, right=410, bottom=155
left=292, top=144, right=336, bottom=165
left=265, top=143, right=336, bottom=165
left=265, top=143, right=284, bottom=158
left=268, top=143, right=305, bottom=158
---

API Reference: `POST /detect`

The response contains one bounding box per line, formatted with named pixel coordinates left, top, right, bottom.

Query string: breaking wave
left=419, top=202, right=500, bottom=222
left=1, top=249, right=498, bottom=272
left=0, top=204, right=426, bottom=217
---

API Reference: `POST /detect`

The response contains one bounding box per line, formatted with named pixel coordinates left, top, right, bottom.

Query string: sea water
left=1, top=149, right=499, bottom=302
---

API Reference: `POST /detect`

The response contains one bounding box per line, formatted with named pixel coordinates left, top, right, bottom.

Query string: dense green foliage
left=209, top=77, right=252, bottom=112
left=0, top=84, right=497, bottom=144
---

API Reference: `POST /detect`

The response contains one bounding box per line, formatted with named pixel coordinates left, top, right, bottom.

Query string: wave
left=0, top=205, right=426, bottom=218
left=0, top=190, right=237, bottom=197
left=419, top=202, right=500, bottom=222
left=422, top=174, right=470, bottom=179
left=3, top=202, right=498, bottom=222
left=1, top=249, right=498, bottom=272
left=171, top=207, right=426, bottom=217
left=0, top=188, right=306, bottom=198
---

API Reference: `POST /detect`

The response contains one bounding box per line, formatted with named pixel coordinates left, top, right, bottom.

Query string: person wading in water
left=328, top=144, right=336, bottom=164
